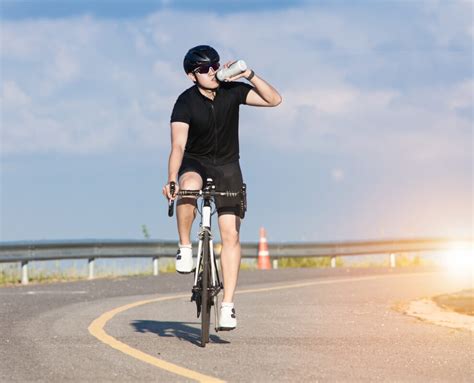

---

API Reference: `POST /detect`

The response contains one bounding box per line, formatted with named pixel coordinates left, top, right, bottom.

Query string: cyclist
left=163, top=45, right=281, bottom=330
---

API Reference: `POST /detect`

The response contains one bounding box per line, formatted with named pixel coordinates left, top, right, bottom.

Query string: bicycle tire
left=200, top=231, right=211, bottom=347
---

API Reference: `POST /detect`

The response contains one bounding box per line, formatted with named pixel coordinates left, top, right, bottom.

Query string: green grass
left=0, top=254, right=437, bottom=286
left=350, top=254, right=435, bottom=268
left=158, top=260, right=177, bottom=273
left=0, top=270, right=20, bottom=285
left=0, top=270, right=87, bottom=285
left=277, top=256, right=344, bottom=268
left=240, top=260, right=257, bottom=270
left=0, top=261, right=178, bottom=286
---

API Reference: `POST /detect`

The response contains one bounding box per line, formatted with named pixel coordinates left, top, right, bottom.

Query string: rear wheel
left=213, top=288, right=220, bottom=332
left=200, top=232, right=211, bottom=347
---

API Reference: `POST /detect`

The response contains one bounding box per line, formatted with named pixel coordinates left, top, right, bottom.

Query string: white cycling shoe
left=218, top=302, right=237, bottom=330
left=175, top=244, right=194, bottom=274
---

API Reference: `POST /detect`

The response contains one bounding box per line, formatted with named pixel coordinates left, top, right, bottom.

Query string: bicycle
left=168, top=178, right=247, bottom=347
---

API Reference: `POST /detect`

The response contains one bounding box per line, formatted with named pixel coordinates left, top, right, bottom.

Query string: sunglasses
left=193, top=62, right=220, bottom=74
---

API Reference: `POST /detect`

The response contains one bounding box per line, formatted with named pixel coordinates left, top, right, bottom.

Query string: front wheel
left=200, top=231, right=211, bottom=347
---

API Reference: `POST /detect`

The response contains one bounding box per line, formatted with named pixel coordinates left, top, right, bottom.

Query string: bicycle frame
left=167, top=177, right=246, bottom=346
left=194, top=199, right=220, bottom=291
left=192, top=181, right=223, bottom=338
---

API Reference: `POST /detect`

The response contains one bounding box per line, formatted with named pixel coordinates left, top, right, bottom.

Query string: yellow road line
left=88, top=293, right=225, bottom=383
left=88, top=271, right=437, bottom=382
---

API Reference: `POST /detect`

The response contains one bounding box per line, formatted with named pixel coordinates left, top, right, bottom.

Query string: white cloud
left=240, top=79, right=471, bottom=167
left=1, top=3, right=471, bottom=163
left=1, top=3, right=471, bottom=243
left=2, top=107, right=121, bottom=154
left=152, top=59, right=183, bottom=85
left=421, top=0, right=473, bottom=45
left=133, top=32, right=153, bottom=55
left=52, top=48, right=81, bottom=82
left=448, top=79, right=474, bottom=111
left=283, top=88, right=357, bottom=114
left=331, top=168, right=345, bottom=182
left=1, top=81, right=31, bottom=106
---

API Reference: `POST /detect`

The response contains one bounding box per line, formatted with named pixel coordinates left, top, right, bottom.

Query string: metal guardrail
left=0, top=237, right=472, bottom=284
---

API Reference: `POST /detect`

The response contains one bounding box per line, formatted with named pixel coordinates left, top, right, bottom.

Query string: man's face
left=188, top=62, right=220, bottom=89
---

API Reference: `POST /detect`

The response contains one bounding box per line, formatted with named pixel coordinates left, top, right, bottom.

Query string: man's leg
left=175, top=172, right=202, bottom=273
left=176, top=172, right=203, bottom=245
left=218, top=214, right=241, bottom=303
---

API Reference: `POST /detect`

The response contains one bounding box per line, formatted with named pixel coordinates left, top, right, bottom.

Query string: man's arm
left=244, top=71, right=282, bottom=107
left=163, top=121, right=189, bottom=199
left=224, top=62, right=282, bottom=107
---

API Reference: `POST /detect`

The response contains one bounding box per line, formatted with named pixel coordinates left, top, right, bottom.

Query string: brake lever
left=168, top=181, right=176, bottom=217
left=240, top=183, right=247, bottom=219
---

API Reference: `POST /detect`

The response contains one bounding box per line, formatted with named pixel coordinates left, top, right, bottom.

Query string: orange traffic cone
left=258, top=227, right=271, bottom=270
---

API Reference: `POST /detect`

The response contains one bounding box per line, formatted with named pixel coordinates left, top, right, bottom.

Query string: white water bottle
left=216, top=60, right=247, bottom=81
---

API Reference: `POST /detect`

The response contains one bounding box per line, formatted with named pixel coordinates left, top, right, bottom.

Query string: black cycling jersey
left=170, top=82, right=253, bottom=165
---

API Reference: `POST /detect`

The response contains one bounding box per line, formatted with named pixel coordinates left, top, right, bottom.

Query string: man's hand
left=162, top=181, right=180, bottom=200
left=221, top=60, right=252, bottom=82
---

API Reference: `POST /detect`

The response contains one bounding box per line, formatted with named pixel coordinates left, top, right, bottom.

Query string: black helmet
left=183, top=45, right=220, bottom=74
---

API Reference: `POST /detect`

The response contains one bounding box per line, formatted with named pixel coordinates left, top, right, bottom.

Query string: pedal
left=191, top=287, right=201, bottom=318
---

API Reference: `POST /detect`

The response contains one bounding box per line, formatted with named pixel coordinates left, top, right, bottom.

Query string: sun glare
left=440, top=241, right=474, bottom=280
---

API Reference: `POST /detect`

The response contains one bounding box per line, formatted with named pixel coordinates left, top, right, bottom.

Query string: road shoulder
left=403, top=297, right=474, bottom=332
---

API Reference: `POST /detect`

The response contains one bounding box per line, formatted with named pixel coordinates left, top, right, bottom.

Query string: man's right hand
left=162, top=181, right=179, bottom=200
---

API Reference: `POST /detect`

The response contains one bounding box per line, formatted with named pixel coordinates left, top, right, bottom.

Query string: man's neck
left=196, top=84, right=218, bottom=100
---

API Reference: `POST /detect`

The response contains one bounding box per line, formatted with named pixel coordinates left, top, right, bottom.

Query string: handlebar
left=178, top=190, right=241, bottom=197
left=167, top=180, right=247, bottom=219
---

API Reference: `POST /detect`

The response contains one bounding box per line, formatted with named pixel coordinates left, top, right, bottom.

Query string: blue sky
left=1, top=0, right=472, bottom=243
left=2, top=0, right=310, bottom=18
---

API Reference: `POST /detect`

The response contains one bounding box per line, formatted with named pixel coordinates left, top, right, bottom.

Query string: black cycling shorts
left=178, top=156, right=244, bottom=217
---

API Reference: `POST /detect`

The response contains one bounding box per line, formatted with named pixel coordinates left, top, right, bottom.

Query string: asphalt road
left=1, top=267, right=472, bottom=382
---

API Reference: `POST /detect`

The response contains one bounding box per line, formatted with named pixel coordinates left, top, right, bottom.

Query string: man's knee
left=219, top=215, right=241, bottom=246
left=177, top=172, right=202, bottom=206
left=179, top=171, right=202, bottom=189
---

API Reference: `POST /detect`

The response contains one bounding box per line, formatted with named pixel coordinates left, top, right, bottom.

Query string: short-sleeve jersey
left=170, top=82, right=253, bottom=165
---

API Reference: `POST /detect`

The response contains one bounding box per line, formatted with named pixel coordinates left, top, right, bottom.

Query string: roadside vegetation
left=277, top=256, right=344, bottom=268
left=0, top=253, right=435, bottom=286
left=0, top=264, right=20, bottom=285
left=348, top=254, right=435, bottom=268
left=0, top=259, right=177, bottom=286
left=432, top=289, right=474, bottom=316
